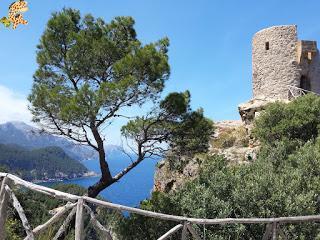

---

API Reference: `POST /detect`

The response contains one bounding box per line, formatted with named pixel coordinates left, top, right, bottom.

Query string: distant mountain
left=0, top=121, right=98, bottom=161
left=0, top=144, right=89, bottom=181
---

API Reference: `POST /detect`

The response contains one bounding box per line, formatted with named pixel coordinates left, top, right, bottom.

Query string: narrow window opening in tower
left=265, top=42, right=269, bottom=50
left=300, top=75, right=311, bottom=91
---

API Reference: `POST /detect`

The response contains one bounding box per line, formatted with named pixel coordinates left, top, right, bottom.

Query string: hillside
left=120, top=94, right=320, bottom=239
left=0, top=143, right=89, bottom=181
left=0, top=121, right=97, bottom=161
left=154, top=120, right=257, bottom=192
left=0, top=121, right=126, bottom=162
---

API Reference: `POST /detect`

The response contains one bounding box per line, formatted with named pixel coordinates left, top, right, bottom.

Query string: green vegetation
left=28, top=8, right=213, bottom=197
left=16, top=6, right=320, bottom=239
left=212, top=128, right=237, bottom=148
left=0, top=144, right=87, bottom=181
left=122, top=92, right=213, bottom=172
left=253, top=94, right=320, bottom=146
left=5, top=184, right=118, bottom=240
left=169, top=107, right=214, bottom=158
left=116, top=94, right=320, bottom=239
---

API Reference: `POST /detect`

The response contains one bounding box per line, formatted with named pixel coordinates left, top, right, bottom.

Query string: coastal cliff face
left=154, top=120, right=260, bottom=193
left=154, top=156, right=201, bottom=192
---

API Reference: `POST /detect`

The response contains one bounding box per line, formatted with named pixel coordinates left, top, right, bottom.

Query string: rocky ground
left=154, top=119, right=261, bottom=193
left=153, top=96, right=291, bottom=193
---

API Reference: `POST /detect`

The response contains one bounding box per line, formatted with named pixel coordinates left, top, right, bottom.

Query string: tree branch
left=112, top=153, right=145, bottom=182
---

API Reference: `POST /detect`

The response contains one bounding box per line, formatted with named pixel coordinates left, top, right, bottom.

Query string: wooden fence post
left=0, top=177, right=10, bottom=239
left=75, top=198, right=85, bottom=240
left=53, top=207, right=77, bottom=240
left=186, top=224, right=202, bottom=240
left=272, top=222, right=278, bottom=240
left=262, top=223, right=272, bottom=240
left=181, top=222, right=188, bottom=240
left=5, top=185, right=34, bottom=239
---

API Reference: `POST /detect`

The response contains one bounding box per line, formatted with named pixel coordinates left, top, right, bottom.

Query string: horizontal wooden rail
left=287, top=85, right=320, bottom=100
left=2, top=172, right=320, bottom=226
left=287, top=85, right=319, bottom=95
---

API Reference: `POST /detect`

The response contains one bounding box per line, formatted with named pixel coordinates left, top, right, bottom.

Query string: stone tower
left=239, top=25, right=320, bottom=125
left=252, top=25, right=320, bottom=100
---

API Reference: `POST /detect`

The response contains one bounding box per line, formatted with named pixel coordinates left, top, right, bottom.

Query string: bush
left=234, top=126, right=249, bottom=147
left=253, top=94, right=320, bottom=145
left=119, top=145, right=320, bottom=239
left=117, top=95, right=320, bottom=239
left=171, top=108, right=214, bottom=157
left=115, top=191, right=182, bottom=240
left=5, top=184, right=119, bottom=240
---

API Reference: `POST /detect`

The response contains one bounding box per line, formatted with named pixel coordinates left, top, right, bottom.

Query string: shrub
left=171, top=108, right=214, bottom=157
left=5, top=184, right=119, bottom=239
left=118, top=145, right=320, bottom=239
left=117, top=95, right=320, bottom=239
left=253, top=94, right=320, bottom=145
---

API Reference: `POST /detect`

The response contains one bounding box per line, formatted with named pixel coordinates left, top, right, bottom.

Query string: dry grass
left=212, top=126, right=249, bottom=149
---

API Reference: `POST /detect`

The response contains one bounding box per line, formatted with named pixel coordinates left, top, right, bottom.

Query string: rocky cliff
left=153, top=94, right=295, bottom=193
left=154, top=120, right=261, bottom=193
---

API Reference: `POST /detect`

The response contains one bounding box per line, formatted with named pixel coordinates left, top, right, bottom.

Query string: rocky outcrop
left=154, top=157, right=202, bottom=192
left=238, top=97, right=289, bottom=125
left=154, top=96, right=294, bottom=194
left=154, top=24, right=320, bottom=197
left=210, top=120, right=259, bottom=163
left=238, top=97, right=290, bottom=148
left=154, top=120, right=261, bottom=193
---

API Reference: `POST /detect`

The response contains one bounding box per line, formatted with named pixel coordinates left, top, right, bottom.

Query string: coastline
left=32, top=171, right=100, bottom=184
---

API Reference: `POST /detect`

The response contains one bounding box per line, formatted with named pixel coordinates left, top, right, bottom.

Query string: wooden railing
left=288, top=85, right=319, bottom=99
left=1, top=173, right=320, bottom=239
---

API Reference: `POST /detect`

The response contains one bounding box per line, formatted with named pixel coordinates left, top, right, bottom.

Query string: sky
left=1, top=0, right=320, bottom=144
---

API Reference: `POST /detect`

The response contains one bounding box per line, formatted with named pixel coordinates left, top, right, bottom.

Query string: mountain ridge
left=0, top=143, right=91, bottom=181
left=0, top=121, right=126, bottom=161
left=0, top=121, right=98, bottom=161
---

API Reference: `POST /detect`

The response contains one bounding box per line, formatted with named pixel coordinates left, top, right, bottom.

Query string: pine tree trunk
left=88, top=124, right=115, bottom=198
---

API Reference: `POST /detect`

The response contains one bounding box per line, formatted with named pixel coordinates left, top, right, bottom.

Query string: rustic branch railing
left=1, top=173, right=320, bottom=239
left=288, top=85, right=319, bottom=99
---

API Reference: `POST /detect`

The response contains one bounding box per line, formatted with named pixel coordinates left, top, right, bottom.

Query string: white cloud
left=0, top=85, right=32, bottom=124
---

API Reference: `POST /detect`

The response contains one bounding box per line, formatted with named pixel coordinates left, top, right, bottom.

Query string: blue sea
left=42, top=156, right=159, bottom=207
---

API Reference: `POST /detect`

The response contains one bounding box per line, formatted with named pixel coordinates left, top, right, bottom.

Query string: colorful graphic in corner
left=1, top=0, right=28, bottom=29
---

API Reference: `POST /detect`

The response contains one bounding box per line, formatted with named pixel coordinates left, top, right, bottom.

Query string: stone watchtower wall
left=252, top=25, right=300, bottom=99
left=239, top=25, right=320, bottom=125
left=252, top=25, right=320, bottom=100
